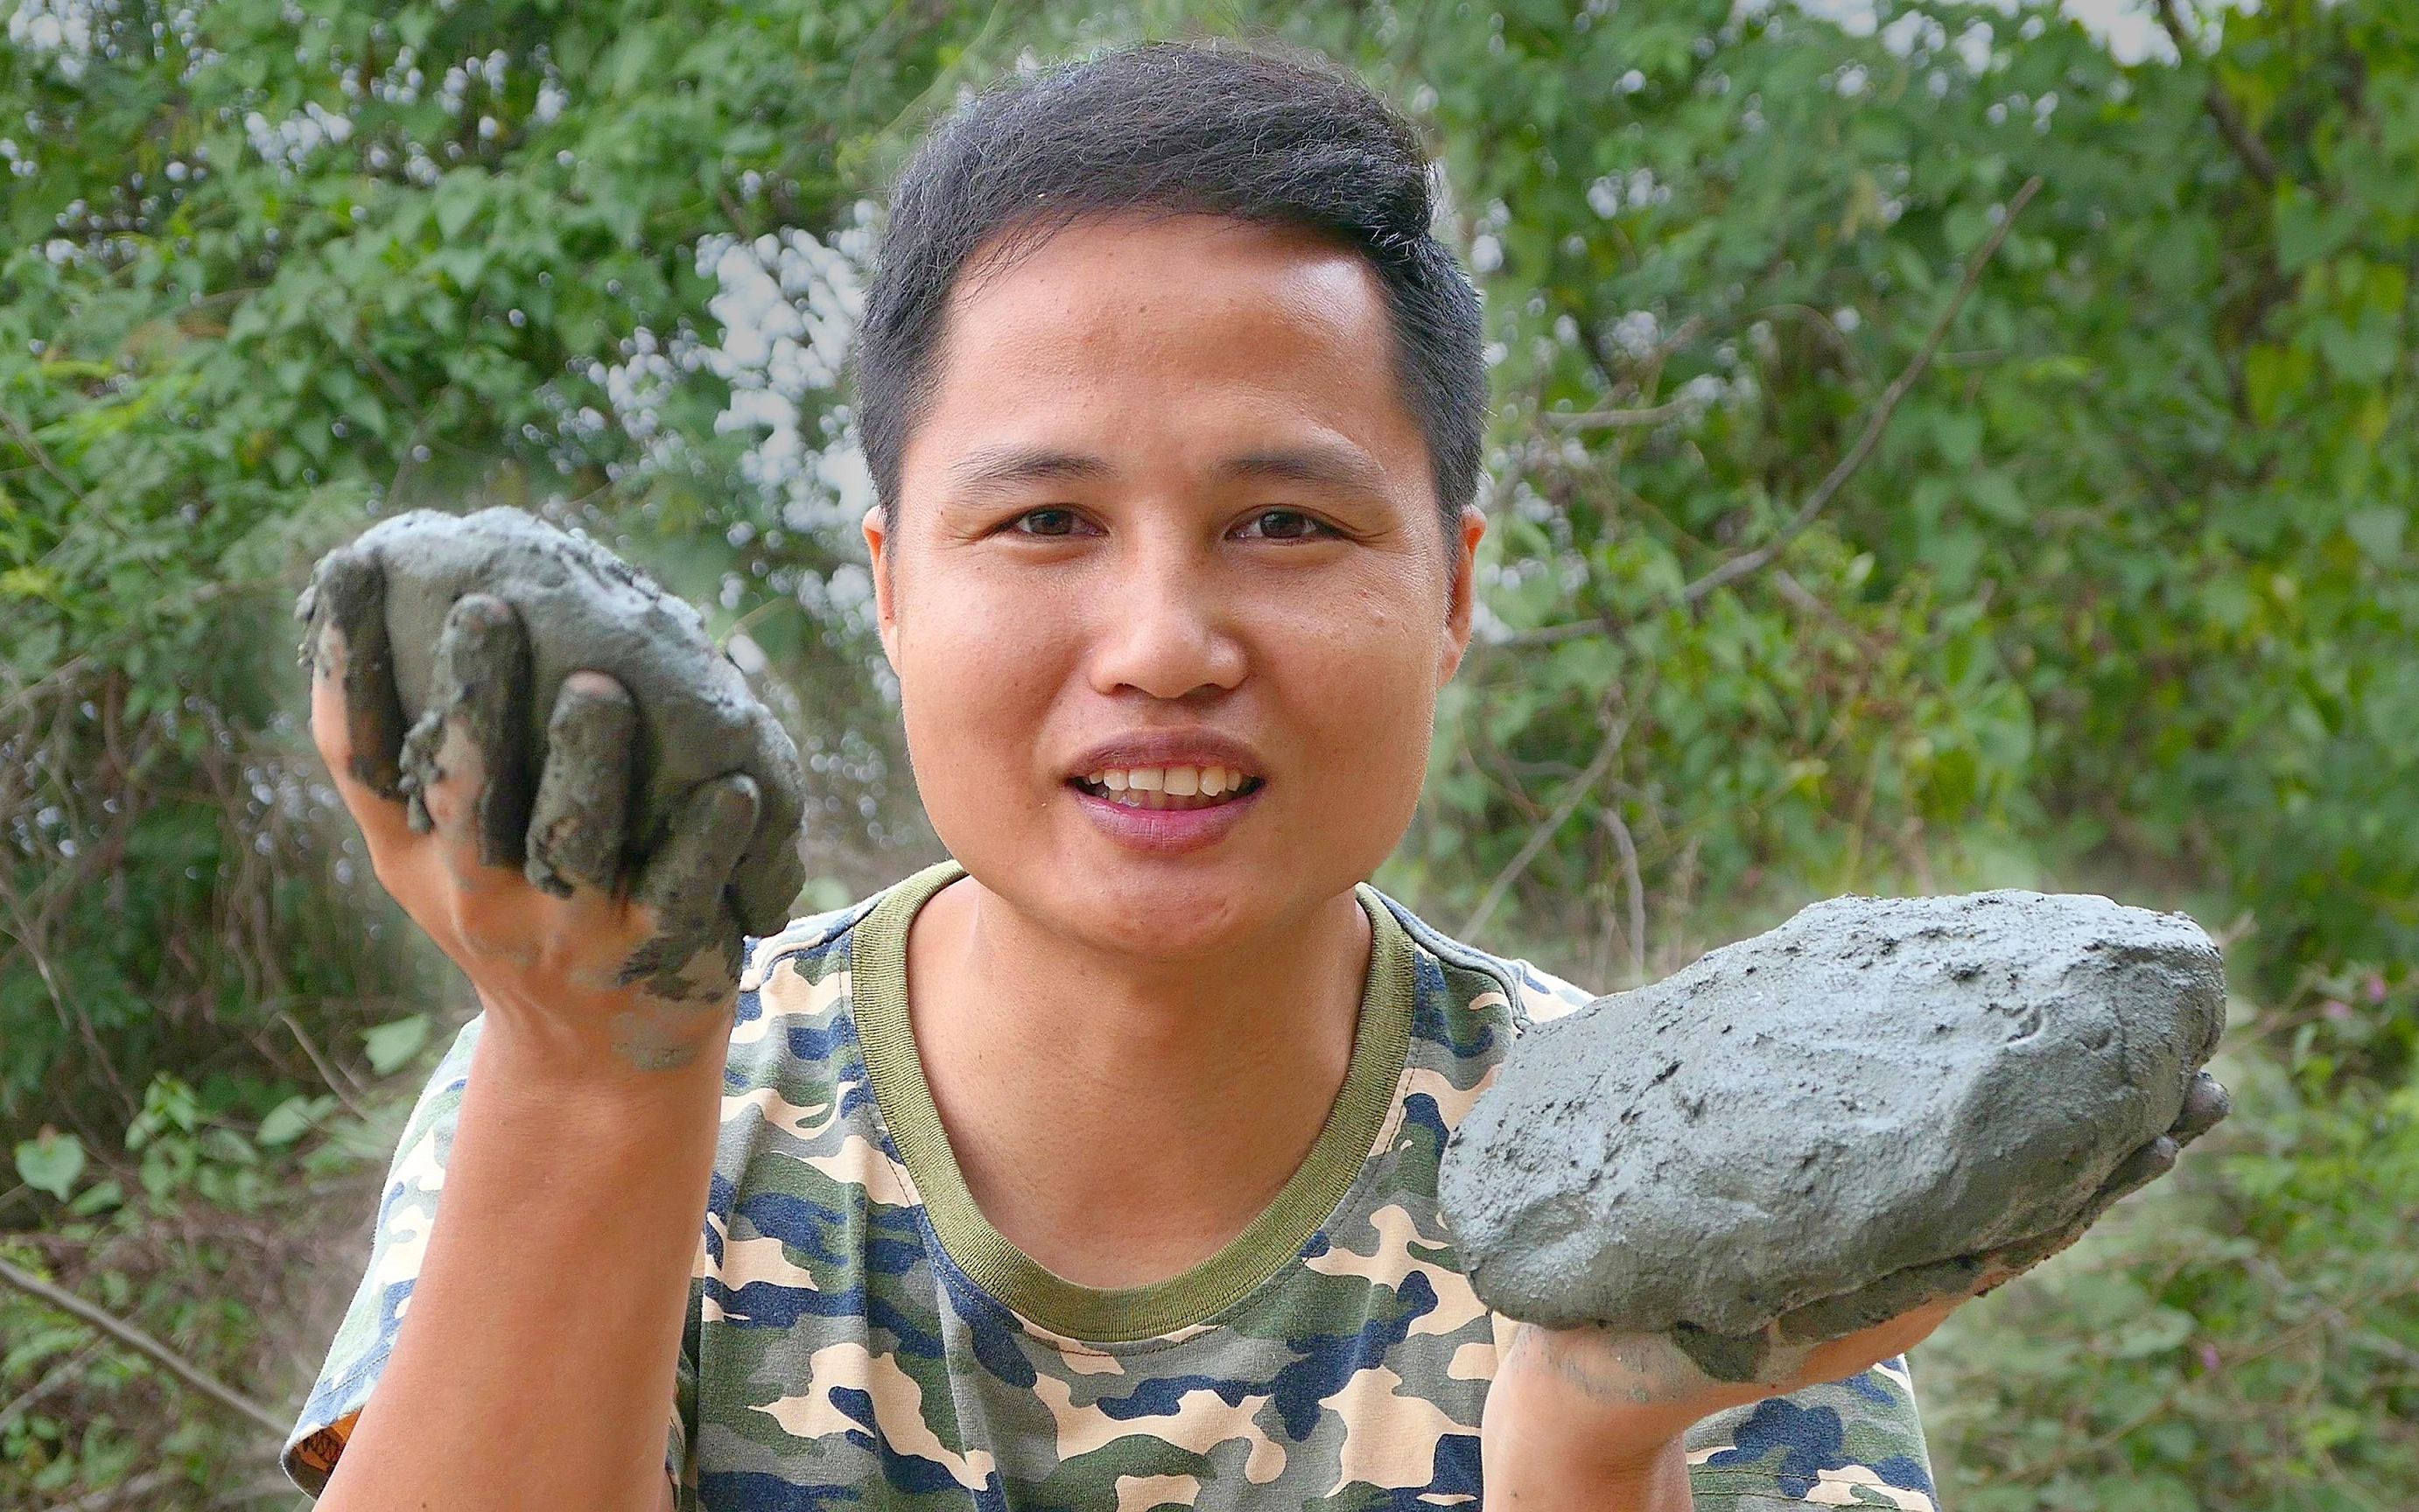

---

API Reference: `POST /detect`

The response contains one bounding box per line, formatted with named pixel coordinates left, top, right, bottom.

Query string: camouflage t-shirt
left=284, top=859, right=1941, bottom=1508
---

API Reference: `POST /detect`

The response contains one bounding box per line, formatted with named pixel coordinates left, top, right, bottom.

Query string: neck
left=905, top=872, right=1371, bottom=1287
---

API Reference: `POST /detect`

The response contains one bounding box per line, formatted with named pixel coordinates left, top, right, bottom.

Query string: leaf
left=66, top=1177, right=123, bottom=1216
left=256, top=1094, right=333, bottom=1148
left=14, top=1128, right=86, bottom=1200
left=1967, top=471, right=2029, bottom=525
left=1932, top=409, right=1985, bottom=468
left=2108, top=1305, right=2197, bottom=1359
left=362, top=1013, right=433, bottom=1077
left=2345, top=508, right=2406, bottom=564
left=433, top=173, right=487, bottom=240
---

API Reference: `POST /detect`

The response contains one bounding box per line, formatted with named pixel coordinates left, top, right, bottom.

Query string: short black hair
left=855, top=40, right=1486, bottom=536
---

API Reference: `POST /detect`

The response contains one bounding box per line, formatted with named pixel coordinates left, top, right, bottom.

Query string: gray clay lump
left=1439, top=890, right=2231, bottom=1381
left=297, top=508, right=807, bottom=998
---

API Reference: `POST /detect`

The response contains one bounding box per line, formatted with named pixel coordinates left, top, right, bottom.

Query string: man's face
left=866, top=212, right=1483, bottom=960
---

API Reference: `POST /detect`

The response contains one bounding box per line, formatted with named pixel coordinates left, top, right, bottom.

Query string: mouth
left=1069, top=764, right=1267, bottom=812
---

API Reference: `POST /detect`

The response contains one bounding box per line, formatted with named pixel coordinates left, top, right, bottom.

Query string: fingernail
left=293, top=585, right=320, bottom=668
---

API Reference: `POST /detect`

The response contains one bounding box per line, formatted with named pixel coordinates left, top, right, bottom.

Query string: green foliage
left=1371, top=0, right=2419, bottom=1012
left=4, top=0, right=2413, bottom=1505
left=2, top=0, right=998, bottom=1499
left=14, top=1129, right=86, bottom=1200
left=1921, top=1024, right=2419, bottom=1507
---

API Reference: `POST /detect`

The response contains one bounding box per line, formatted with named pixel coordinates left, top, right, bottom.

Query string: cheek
left=901, top=652, right=1058, bottom=868
left=893, top=581, right=1062, bottom=786
left=1276, top=584, right=1443, bottom=784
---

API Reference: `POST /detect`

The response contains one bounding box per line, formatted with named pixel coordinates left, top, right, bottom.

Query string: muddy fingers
left=619, top=773, right=762, bottom=1004
left=526, top=672, right=639, bottom=898
left=398, top=592, right=535, bottom=872
left=298, top=546, right=411, bottom=802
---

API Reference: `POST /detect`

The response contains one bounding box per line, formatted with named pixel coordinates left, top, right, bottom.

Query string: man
left=286, top=41, right=1958, bottom=1508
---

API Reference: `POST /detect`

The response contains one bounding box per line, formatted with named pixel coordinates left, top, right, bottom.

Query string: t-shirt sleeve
left=277, top=1014, right=697, bottom=1497
left=1680, top=1355, right=1940, bottom=1510
left=1504, top=954, right=1600, bottom=1029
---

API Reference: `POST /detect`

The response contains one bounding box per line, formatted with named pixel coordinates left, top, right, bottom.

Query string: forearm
left=1482, top=1319, right=1710, bottom=1510
left=316, top=1014, right=726, bottom=1512
left=1483, top=1405, right=1693, bottom=1510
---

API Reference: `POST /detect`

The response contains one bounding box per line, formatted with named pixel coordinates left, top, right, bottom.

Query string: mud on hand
left=296, top=508, right=809, bottom=1028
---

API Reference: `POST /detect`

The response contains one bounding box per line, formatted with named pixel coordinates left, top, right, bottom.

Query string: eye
left=1009, top=507, right=1093, bottom=538
left=1236, top=508, right=1336, bottom=542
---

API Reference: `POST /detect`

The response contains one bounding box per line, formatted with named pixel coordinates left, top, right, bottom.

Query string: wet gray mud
left=1440, top=891, right=2232, bottom=1382
left=298, top=508, right=806, bottom=999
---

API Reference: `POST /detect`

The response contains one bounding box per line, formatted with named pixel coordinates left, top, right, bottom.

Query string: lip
left=1063, top=729, right=1270, bottom=782
left=1061, top=728, right=1271, bottom=857
left=1072, top=780, right=1265, bottom=856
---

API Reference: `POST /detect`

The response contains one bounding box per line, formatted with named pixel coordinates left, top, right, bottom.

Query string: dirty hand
left=1481, top=1291, right=1962, bottom=1508
left=1477, top=1073, right=2231, bottom=1507
left=301, top=544, right=779, bottom=1073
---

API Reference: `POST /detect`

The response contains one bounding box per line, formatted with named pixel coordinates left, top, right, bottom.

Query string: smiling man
left=286, top=42, right=1956, bottom=1510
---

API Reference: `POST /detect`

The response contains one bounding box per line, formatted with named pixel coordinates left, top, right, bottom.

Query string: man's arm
left=316, top=1022, right=720, bottom=1512
left=295, top=544, right=776, bottom=1509
left=1481, top=1299, right=1958, bottom=1509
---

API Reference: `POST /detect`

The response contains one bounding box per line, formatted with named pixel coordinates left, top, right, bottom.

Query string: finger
left=2094, top=1132, right=2179, bottom=1207
left=1775, top=1252, right=1990, bottom=1345
left=1666, top=1323, right=1769, bottom=1385
left=726, top=711, right=807, bottom=934
left=1987, top=1223, right=2083, bottom=1278
left=525, top=672, right=639, bottom=898
left=620, top=773, right=761, bottom=1002
left=1796, top=1295, right=1960, bottom=1387
left=2168, top=1070, right=2232, bottom=1147
left=302, top=546, right=411, bottom=806
left=398, top=592, right=535, bottom=876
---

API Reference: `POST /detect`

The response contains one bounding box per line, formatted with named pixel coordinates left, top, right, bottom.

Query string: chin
left=982, top=844, right=1283, bottom=958
left=1082, top=909, right=1254, bottom=963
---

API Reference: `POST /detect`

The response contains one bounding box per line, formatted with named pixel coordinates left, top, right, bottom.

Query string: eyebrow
left=943, top=442, right=1389, bottom=502
left=1216, top=445, right=1390, bottom=499
left=944, top=446, right=1116, bottom=501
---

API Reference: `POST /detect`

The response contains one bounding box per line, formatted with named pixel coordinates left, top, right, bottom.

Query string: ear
left=862, top=504, right=902, bottom=672
left=1439, top=503, right=1486, bottom=683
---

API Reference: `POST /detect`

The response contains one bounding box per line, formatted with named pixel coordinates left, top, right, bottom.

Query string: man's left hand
left=1477, top=1283, right=1981, bottom=1509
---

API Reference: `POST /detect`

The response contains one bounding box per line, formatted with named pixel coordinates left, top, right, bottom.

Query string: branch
left=277, top=1008, right=371, bottom=1120
left=39, top=1468, right=177, bottom=1512
left=1496, top=179, right=2043, bottom=652
left=1599, top=803, right=1648, bottom=984
left=1680, top=174, right=2042, bottom=607
left=2155, top=0, right=2280, bottom=187
left=1459, top=691, right=1632, bottom=940
left=0, top=404, right=93, bottom=508
left=0, top=1255, right=291, bottom=1438
left=1546, top=396, right=1698, bottom=430
left=0, top=1338, right=105, bottom=1432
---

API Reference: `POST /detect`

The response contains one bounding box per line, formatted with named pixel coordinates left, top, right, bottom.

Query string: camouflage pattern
left=285, top=861, right=1939, bottom=1508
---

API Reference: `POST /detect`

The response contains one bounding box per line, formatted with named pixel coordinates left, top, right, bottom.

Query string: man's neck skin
left=904, top=874, right=1372, bottom=1290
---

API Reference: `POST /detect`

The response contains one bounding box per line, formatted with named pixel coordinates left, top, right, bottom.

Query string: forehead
left=901, top=213, right=1425, bottom=492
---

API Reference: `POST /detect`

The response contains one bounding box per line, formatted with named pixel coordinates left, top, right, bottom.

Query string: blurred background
left=4, top=0, right=2415, bottom=1506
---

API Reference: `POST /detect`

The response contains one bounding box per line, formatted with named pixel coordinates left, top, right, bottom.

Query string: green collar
left=849, top=858, right=1415, bottom=1342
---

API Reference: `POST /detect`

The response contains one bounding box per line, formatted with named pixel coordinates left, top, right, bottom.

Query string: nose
left=1087, top=526, right=1247, bottom=702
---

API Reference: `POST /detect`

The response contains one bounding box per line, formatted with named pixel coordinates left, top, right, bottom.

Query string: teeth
left=1081, top=766, right=1256, bottom=807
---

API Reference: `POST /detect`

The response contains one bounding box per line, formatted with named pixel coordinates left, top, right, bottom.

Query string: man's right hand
left=304, top=545, right=766, bottom=1074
